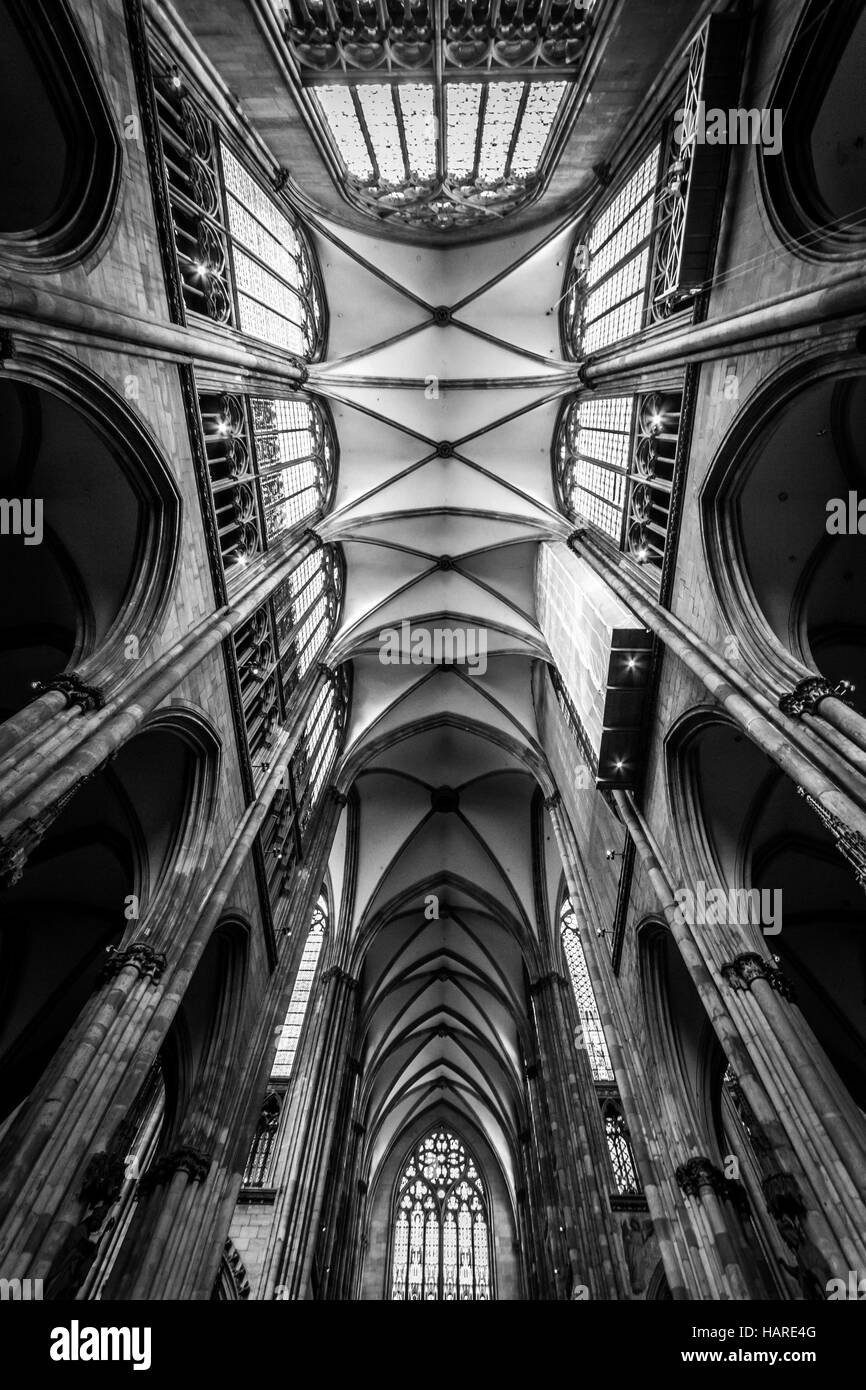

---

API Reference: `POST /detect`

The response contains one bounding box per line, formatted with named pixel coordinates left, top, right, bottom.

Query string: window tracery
left=272, top=897, right=328, bottom=1078
left=389, top=1129, right=493, bottom=1299
left=286, top=1, right=597, bottom=229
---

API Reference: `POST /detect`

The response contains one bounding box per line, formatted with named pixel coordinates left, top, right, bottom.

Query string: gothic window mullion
left=391, top=85, right=413, bottom=183
left=503, top=81, right=531, bottom=180
left=470, top=82, right=489, bottom=184
left=350, top=85, right=381, bottom=181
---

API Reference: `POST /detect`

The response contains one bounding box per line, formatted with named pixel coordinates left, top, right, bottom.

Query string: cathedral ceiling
left=309, top=217, right=581, bottom=1188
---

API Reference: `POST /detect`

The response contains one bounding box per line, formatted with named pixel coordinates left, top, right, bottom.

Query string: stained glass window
left=242, top=1091, right=281, bottom=1186
left=602, top=1100, right=641, bottom=1196
left=272, top=897, right=327, bottom=1078
left=221, top=144, right=324, bottom=357
left=390, top=1130, right=492, bottom=1300
left=552, top=388, right=684, bottom=588
left=560, top=897, right=614, bottom=1082
left=564, top=145, right=661, bottom=357
left=313, top=78, right=567, bottom=230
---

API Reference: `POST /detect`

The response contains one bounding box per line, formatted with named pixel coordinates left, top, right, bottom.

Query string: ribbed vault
left=311, top=218, right=578, bottom=1224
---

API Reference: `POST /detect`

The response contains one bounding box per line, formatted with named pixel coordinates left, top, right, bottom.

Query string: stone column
left=257, top=953, right=359, bottom=1299
left=546, top=791, right=768, bottom=1298
left=614, top=789, right=866, bottom=1292
left=568, top=532, right=866, bottom=842
left=529, top=972, right=629, bottom=1299
left=0, top=676, right=325, bottom=1284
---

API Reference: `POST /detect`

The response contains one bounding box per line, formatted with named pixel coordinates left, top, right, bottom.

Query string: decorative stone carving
left=675, top=1156, right=749, bottom=1215
left=99, top=942, right=167, bottom=986
left=31, top=672, right=105, bottom=712
left=720, top=952, right=795, bottom=1001
left=779, top=676, right=855, bottom=719
left=796, top=786, right=866, bottom=891
left=139, top=1146, right=212, bottom=1193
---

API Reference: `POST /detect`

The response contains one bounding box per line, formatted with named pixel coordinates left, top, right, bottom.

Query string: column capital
left=720, top=952, right=794, bottom=1002
left=543, top=791, right=561, bottom=811
left=675, top=1156, right=748, bottom=1214
left=529, top=970, right=568, bottom=996
left=99, top=941, right=167, bottom=987
left=139, top=1145, right=212, bottom=1193
left=779, top=676, right=855, bottom=719
left=31, top=671, right=105, bottom=713
left=321, top=965, right=357, bottom=991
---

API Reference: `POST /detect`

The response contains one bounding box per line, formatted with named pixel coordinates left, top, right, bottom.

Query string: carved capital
left=139, top=1145, right=212, bottom=1193
left=761, top=1171, right=807, bottom=1225
left=329, top=787, right=348, bottom=807
left=720, top=952, right=795, bottom=1002
left=543, top=791, right=561, bottom=811
left=31, top=672, right=105, bottom=713
left=529, top=970, right=567, bottom=996
left=302, top=527, right=324, bottom=549
left=321, top=965, right=357, bottom=991
left=779, top=676, right=854, bottom=719
left=99, top=942, right=167, bottom=987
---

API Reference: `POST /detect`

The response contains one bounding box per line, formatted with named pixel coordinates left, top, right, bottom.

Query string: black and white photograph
left=0, top=0, right=864, bottom=1367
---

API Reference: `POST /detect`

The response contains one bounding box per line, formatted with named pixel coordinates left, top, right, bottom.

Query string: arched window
left=0, top=0, right=120, bottom=267
left=146, top=37, right=326, bottom=357
left=601, top=1098, right=641, bottom=1197
left=199, top=390, right=337, bottom=580
left=389, top=1130, right=492, bottom=1301
left=563, top=144, right=662, bottom=358
left=242, top=1091, right=282, bottom=1186
left=552, top=387, right=684, bottom=589
left=560, top=897, right=613, bottom=1081
left=285, top=1, right=597, bottom=231
left=272, top=896, right=327, bottom=1077
left=232, top=545, right=344, bottom=783
left=562, top=14, right=739, bottom=354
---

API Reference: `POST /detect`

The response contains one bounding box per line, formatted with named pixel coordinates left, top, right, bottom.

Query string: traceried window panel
left=260, top=664, right=349, bottom=919
left=288, top=2, right=597, bottom=230
left=145, top=32, right=326, bottom=358
left=563, top=145, right=661, bottom=357
left=272, top=896, right=327, bottom=1078
left=221, top=145, right=325, bottom=358
left=313, top=78, right=568, bottom=231
left=553, top=388, right=683, bottom=590
left=560, top=898, right=614, bottom=1082
left=390, top=1130, right=493, bottom=1301
left=232, top=545, right=343, bottom=788
left=602, top=1099, right=642, bottom=1196
left=199, top=391, right=336, bottom=581
left=242, top=1091, right=281, bottom=1186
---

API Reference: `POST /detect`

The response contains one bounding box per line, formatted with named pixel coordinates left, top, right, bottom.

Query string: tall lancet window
left=272, top=895, right=327, bottom=1078
left=560, top=896, right=614, bottom=1081
left=390, top=1130, right=493, bottom=1301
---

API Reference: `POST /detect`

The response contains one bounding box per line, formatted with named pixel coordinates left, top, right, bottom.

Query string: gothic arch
left=665, top=708, right=866, bottom=1111
left=0, top=709, right=221, bottom=1125
left=0, top=0, right=122, bottom=269
left=760, top=0, right=866, bottom=260
left=0, top=349, right=182, bottom=724
left=700, top=350, right=866, bottom=709
left=360, top=1103, right=521, bottom=1300
left=637, top=916, right=725, bottom=1161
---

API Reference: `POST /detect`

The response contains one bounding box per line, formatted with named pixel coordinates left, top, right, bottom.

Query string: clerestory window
left=286, top=0, right=598, bottom=230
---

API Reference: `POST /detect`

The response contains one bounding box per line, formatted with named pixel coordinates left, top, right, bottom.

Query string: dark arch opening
left=0, top=361, right=181, bottom=723
left=761, top=0, right=866, bottom=258
left=0, top=0, right=121, bottom=266
left=703, top=365, right=866, bottom=707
